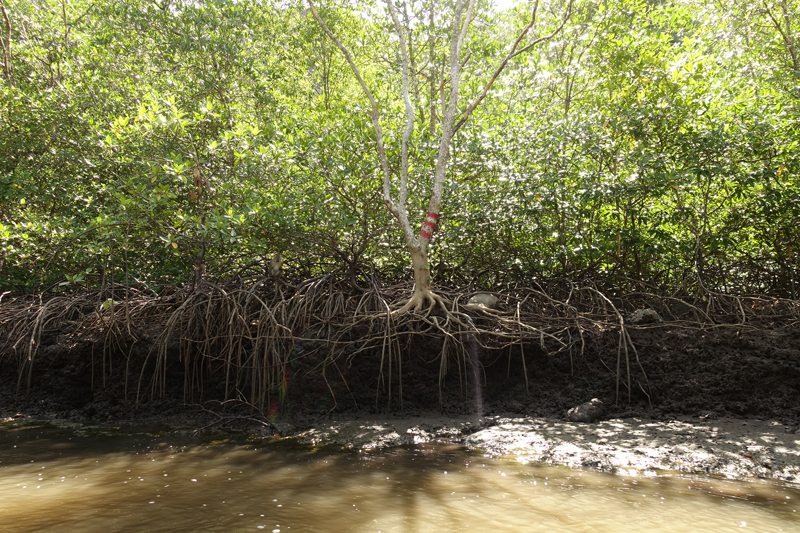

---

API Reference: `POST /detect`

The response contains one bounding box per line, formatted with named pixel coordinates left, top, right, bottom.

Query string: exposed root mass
left=1, top=275, right=798, bottom=418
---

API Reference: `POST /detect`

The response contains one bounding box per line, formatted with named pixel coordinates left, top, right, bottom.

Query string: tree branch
left=452, top=0, right=575, bottom=136
left=424, top=0, right=477, bottom=232
left=386, top=1, right=415, bottom=217
left=763, top=0, right=799, bottom=72
left=306, top=0, right=415, bottom=245
left=0, top=0, right=12, bottom=86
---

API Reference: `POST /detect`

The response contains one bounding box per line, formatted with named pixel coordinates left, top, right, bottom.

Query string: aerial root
left=391, top=288, right=446, bottom=316
left=3, top=275, right=795, bottom=410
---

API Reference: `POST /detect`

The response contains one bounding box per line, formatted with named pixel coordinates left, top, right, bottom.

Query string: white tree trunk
left=308, top=0, right=573, bottom=309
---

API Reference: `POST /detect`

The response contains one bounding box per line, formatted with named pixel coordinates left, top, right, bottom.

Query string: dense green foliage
left=1, top=0, right=797, bottom=296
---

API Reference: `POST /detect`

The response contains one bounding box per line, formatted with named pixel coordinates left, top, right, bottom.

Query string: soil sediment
left=2, top=317, right=799, bottom=423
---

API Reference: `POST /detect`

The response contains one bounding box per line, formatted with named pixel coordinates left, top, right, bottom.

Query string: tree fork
left=309, top=0, right=572, bottom=313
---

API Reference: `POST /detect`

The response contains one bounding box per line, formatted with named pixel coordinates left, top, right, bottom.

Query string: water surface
left=1, top=423, right=798, bottom=532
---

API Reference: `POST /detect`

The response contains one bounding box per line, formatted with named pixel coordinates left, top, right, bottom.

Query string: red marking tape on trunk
left=420, top=211, right=439, bottom=240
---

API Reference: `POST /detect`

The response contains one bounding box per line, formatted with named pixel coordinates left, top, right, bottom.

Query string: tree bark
left=0, top=0, right=13, bottom=86
left=410, top=245, right=431, bottom=297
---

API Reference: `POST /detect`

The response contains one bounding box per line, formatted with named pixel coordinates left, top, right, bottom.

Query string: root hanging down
left=2, top=273, right=795, bottom=414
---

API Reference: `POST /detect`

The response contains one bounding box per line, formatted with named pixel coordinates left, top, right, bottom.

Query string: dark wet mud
left=3, top=319, right=798, bottom=423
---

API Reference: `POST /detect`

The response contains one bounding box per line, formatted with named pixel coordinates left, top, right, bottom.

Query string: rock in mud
left=627, top=308, right=662, bottom=324
left=565, top=398, right=605, bottom=423
left=467, top=293, right=500, bottom=309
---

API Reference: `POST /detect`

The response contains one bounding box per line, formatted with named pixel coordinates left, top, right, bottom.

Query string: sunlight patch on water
left=0, top=424, right=798, bottom=532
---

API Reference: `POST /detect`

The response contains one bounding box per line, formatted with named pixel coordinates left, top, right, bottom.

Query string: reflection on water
left=1, top=423, right=799, bottom=532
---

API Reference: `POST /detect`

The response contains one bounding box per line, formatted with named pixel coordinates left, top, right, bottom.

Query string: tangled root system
left=1, top=276, right=797, bottom=414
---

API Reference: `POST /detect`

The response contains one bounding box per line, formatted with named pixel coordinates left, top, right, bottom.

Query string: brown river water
left=1, top=422, right=799, bottom=532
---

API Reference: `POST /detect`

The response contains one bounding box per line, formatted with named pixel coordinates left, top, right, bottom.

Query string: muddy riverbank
left=3, top=412, right=799, bottom=485
left=3, top=318, right=800, bottom=423
left=2, top=288, right=799, bottom=483
left=290, top=415, right=800, bottom=484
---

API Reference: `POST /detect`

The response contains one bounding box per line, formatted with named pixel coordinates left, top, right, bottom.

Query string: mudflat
left=293, top=414, right=800, bottom=483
